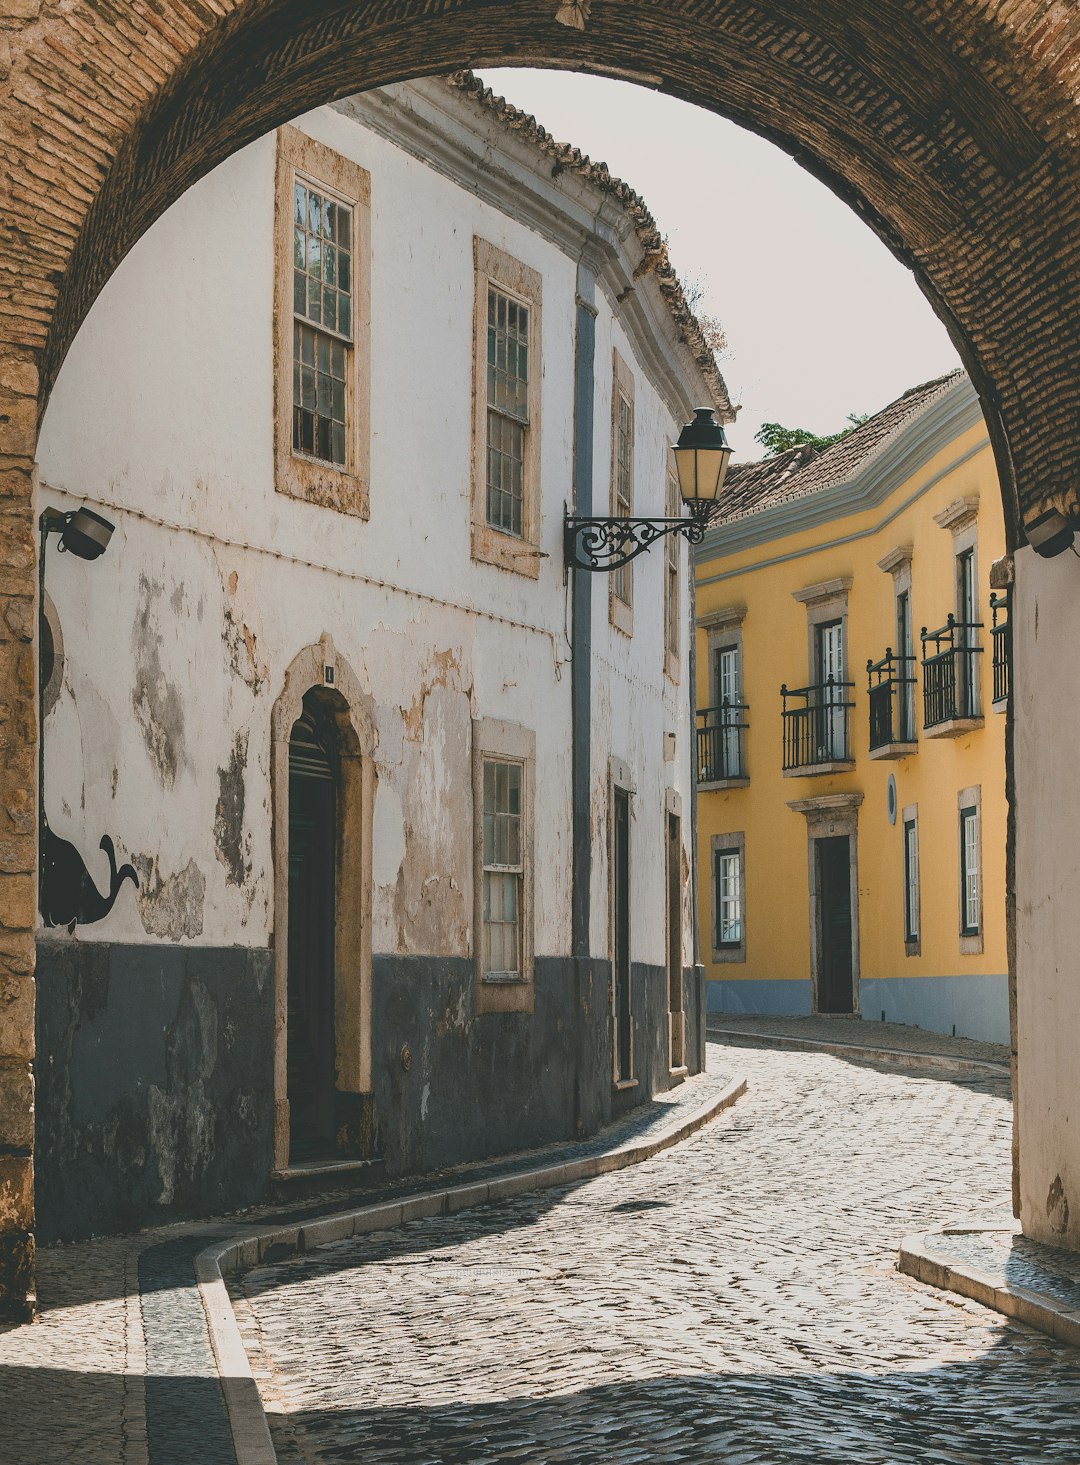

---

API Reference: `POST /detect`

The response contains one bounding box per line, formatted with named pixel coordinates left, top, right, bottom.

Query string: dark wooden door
left=817, top=835, right=853, bottom=1014
left=667, top=812, right=684, bottom=1069
left=288, top=695, right=338, bottom=1158
left=613, top=788, right=632, bottom=1081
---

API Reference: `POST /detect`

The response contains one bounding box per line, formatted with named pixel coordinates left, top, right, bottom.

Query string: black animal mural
left=41, top=819, right=138, bottom=932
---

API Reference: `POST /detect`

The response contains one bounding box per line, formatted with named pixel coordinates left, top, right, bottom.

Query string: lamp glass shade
left=673, top=409, right=733, bottom=509
left=60, top=507, right=114, bottom=560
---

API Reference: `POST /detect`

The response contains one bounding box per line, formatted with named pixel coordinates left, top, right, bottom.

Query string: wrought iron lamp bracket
left=564, top=502, right=715, bottom=573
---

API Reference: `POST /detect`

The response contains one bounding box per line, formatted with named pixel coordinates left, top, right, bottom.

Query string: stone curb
left=195, top=1071, right=748, bottom=1465
left=897, top=1227, right=1080, bottom=1350
left=707, top=1024, right=1009, bottom=1075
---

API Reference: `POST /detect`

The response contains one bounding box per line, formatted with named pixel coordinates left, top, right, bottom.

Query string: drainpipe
left=688, top=543, right=706, bottom=1072
left=571, top=255, right=599, bottom=1133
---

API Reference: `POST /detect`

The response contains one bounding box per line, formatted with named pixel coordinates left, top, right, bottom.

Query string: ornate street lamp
left=564, top=408, right=733, bottom=572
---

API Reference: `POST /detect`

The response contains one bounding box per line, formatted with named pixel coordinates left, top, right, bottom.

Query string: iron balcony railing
left=920, top=615, right=983, bottom=728
left=866, top=650, right=917, bottom=750
left=780, top=678, right=855, bottom=771
left=990, top=591, right=1011, bottom=707
left=696, top=700, right=749, bottom=783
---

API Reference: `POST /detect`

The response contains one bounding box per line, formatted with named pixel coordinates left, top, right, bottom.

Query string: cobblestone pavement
left=708, top=1014, right=1009, bottom=1067
left=0, top=1065, right=732, bottom=1465
left=0, top=1231, right=147, bottom=1464
left=234, top=1041, right=1080, bottom=1464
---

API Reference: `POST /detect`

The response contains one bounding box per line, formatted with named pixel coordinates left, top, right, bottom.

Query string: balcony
left=866, top=650, right=917, bottom=759
left=780, top=679, right=855, bottom=775
left=920, top=615, right=983, bottom=735
left=990, top=591, right=1010, bottom=709
left=696, top=701, right=749, bottom=787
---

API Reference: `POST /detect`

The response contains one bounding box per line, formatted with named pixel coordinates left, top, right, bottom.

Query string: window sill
left=470, top=523, right=542, bottom=579
left=481, top=972, right=529, bottom=985
left=614, top=1077, right=639, bottom=1092
left=960, top=933, right=984, bottom=956
left=668, top=1065, right=688, bottom=1083
left=905, top=939, right=921, bottom=957
left=923, top=717, right=983, bottom=739
left=699, top=776, right=750, bottom=791
left=782, top=760, right=855, bottom=778
left=867, top=742, right=918, bottom=761
left=992, top=698, right=1008, bottom=714
left=711, top=946, right=746, bottom=965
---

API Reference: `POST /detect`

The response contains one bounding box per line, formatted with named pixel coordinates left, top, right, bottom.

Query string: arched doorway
left=272, top=639, right=377, bottom=1173
left=287, top=691, right=340, bottom=1158
left=5, top=0, right=1080, bottom=1313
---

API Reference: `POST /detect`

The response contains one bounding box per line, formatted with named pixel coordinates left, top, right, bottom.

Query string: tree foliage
left=754, top=413, right=868, bottom=457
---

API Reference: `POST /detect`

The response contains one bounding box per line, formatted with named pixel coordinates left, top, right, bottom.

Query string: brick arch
left=1, top=0, right=1078, bottom=1315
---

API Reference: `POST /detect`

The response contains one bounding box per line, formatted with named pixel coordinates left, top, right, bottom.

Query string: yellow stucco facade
left=694, top=374, right=1009, bottom=1042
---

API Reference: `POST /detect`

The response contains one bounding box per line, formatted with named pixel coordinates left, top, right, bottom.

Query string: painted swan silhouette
left=41, top=822, right=138, bottom=932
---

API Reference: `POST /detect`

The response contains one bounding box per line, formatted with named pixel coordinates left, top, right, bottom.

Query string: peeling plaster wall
left=32, top=85, right=701, bottom=1236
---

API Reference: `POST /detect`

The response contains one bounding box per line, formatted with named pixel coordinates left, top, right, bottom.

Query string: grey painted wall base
left=706, top=978, right=813, bottom=1017
left=36, top=938, right=275, bottom=1245
left=706, top=972, right=1009, bottom=1046
left=860, top=973, right=1009, bottom=1046
left=36, top=940, right=702, bottom=1243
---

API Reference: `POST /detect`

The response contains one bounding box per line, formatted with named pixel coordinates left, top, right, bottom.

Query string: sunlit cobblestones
left=235, top=1042, right=1080, bottom=1464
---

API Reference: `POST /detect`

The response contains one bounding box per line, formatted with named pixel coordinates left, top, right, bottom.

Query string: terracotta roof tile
left=717, top=370, right=964, bottom=524
left=445, top=71, right=734, bottom=420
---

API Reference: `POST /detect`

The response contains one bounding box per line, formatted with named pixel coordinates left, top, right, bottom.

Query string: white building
left=33, top=74, right=733, bottom=1239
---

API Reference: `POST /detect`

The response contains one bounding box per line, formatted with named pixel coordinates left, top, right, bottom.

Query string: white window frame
left=902, top=804, right=920, bottom=953
left=472, top=719, right=535, bottom=1013
left=471, top=239, right=542, bottom=578
left=274, top=125, right=371, bottom=517
left=958, top=784, right=983, bottom=954
left=711, top=831, right=746, bottom=964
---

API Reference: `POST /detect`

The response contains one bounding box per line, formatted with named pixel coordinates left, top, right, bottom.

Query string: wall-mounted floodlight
left=41, top=505, right=115, bottom=560
left=1024, top=507, right=1074, bottom=559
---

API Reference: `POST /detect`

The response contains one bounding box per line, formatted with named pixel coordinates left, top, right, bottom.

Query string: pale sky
left=483, top=68, right=962, bottom=460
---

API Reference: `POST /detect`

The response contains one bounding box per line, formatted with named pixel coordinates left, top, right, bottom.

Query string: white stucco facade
left=32, top=78, right=731, bottom=1228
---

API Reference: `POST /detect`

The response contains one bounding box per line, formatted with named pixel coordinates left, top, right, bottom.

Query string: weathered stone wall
left=3, top=0, right=1080, bottom=1313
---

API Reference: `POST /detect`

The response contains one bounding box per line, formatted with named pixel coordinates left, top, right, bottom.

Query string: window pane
left=294, top=182, right=306, bottom=225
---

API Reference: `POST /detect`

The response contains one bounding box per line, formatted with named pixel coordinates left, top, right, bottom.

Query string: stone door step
left=269, top=1156, right=386, bottom=1201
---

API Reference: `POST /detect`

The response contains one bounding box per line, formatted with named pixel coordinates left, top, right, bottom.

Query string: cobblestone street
left=234, top=1041, right=1080, bottom=1463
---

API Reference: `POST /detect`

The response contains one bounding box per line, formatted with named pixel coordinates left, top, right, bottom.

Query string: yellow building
left=694, top=371, right=1009, bottom=1043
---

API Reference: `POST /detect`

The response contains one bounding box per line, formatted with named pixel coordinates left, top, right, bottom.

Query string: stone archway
left=3, top=0, right=1080, bottom=1314
left=272, top=636, right=378, bottom=1172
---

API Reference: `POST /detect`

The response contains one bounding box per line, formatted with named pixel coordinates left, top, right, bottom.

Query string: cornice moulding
left=698, top=604, right=747, bottom=630
left=792, top=576, right=852, bottom=606
left=933, top=495, right=980, bottom=531
left=787, top=792, right=865, bottom=816
left=877, top=544, right=914, bottom=574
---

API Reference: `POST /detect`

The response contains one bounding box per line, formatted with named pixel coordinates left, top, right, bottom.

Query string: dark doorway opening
left=288, top=691, right=339, bottom=1158
left=817, top=835, right=854, bottom=1014
left=667, top=811, right=685, bottom=1071
left=613, top=787, right=632, bottom=1083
